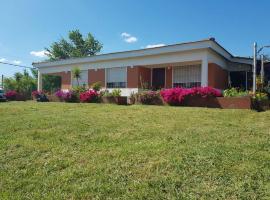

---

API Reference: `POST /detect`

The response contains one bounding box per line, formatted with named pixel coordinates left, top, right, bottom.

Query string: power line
left=0, top=61, right=35, bottom=69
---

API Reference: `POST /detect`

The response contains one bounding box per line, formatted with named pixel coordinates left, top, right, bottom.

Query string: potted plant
left=252, top=92, right=269, bottom=111
left=100, top=90, right=117, bottom=103
left=112, top=89, right=127, bottom=105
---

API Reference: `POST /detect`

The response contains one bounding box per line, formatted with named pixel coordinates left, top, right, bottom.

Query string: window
left=72, top=70, right=88, bottom=87
left=106, top=67, right=127, bottom=88
left=173, top=65, right=201, bottom=88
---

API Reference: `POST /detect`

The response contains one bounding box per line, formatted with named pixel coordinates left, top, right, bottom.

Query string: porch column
left=37, top=70, right=42, bottom=91
left=201, top=57, right=208, bottom=86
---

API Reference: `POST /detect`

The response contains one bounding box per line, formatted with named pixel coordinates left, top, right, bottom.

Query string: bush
left=160, top=88, right=192, bottom=106
left=223, top=88, right=249, bottom=97
left=139, top=91, right=162, bottom=105
left=161, top=87, right=222, bottom=106
left=5, top=91, right=18, bottom=101
left=252, top=92, right=269, bottom=112
left=252, top=92, right=268, bottom=101
left=32, top=90, right=44, bottom=99
left=80, top=90, right=99, bottom=103
left=72, top=85, right=87, bottom=94
left=91, top=82, right=102, bottom=91
left=32, top=90, right=49, bottom=102
left=192, top=87, right=222, bottom=97
left=111, top=89, right=121, bottom=97
left=55, top=90, right=79, bottom=102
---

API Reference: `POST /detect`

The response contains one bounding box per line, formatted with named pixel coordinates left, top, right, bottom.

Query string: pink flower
left=5, top=90, right=18, bottom=101
left=160, top=87, right=222, bottom=105
left=80, top=89, right=99, bottom=103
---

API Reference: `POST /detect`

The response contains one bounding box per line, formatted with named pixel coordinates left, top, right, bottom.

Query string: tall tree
left=46, top=30, right=102, bottom=60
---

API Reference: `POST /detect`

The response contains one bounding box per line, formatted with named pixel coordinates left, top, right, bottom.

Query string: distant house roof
left=33, top=38, right=252, bottom=68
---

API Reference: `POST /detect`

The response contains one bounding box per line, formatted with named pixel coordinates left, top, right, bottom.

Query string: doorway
left=152, top=68, right=165, bottom=90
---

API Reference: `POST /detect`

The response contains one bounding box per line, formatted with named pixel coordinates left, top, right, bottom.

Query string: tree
left=42, top=74, right=61, bottom=93
left=46, top=30, right=102, bottom=60
left=3, top=69, right=37, bottom=99
left=72, top=67, right=81, bottom=86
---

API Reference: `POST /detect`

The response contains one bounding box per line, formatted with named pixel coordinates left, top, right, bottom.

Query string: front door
left=152, top=68, right=165, bottom=90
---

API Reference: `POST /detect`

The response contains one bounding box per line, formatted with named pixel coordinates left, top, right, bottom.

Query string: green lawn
left=0, top=102, right=270, bottom=199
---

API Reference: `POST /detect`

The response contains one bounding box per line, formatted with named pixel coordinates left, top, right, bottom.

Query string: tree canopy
left=3, top=70, right=37, bottom=98
left=46, top=30, right=102, bottom=61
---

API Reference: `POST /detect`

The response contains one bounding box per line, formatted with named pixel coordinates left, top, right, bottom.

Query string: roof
left=33, top=38, right=252, bottom=68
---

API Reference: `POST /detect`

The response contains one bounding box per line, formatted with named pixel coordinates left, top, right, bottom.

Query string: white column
left=37, top=70, right=42, bottom=91
left=201, top=57, right=208, bottom=86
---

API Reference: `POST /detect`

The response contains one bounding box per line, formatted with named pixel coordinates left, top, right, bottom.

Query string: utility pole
left=253, top=42, right=257, bottom=93
left=1, top=74, right=3, bottom=89
left=261, top=54, right=264, bottom=85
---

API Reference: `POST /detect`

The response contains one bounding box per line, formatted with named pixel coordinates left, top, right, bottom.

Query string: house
left=33, top=38, right=253, bottom=96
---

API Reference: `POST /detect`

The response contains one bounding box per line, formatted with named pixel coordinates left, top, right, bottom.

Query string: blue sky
left=1, top=0, right=270, bottom=77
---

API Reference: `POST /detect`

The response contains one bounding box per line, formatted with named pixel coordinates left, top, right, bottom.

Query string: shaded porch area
left=131, top=61, right=204, bottom=90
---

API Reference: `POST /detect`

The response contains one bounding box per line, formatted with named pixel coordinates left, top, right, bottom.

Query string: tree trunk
left=76, top=78, right=79, bottom=86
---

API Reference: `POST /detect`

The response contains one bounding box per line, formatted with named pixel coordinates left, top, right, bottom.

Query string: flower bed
left=137, top=91, right=163, bottom=105
left=160, top=87, right=222, bottom=106
left=5, top=91, right=27, bottom=101
left=55, top=90, right=79, bottom=103
left=80, top=90, right=99, bottom=103
left=5, top=91, right=18, bottom=101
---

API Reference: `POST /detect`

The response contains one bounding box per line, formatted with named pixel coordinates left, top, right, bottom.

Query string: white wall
left=38, top=50, right=208, bottom=74
left=37, top=48, right=232, bottom=91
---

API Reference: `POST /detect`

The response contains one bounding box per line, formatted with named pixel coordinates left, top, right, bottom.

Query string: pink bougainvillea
left=5, top=90, right=19, bottom=101
left=191, top=87, right=222, bottom=98
left=160, top=87, right=222, bottom=105
left=55, top=90, right=79, bottom=102
left=80, top=89, right=99, bottom=103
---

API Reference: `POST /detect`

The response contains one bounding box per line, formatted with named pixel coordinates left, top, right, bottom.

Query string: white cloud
left=13, top=60, right=22, bottom=65
left=125, top=36, right=138, bottom=43
left=121, top=32, right=138, bottom=43
left=145, top=44, right=166, bottom=48
left=121, top=32, right=131, bottom=38
left=0, top=58, right=7, bottom=62
left=30, top=50, right=49, bottom=58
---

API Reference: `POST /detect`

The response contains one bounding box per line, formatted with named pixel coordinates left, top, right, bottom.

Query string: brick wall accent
left=138, top=67, right=151, bottom=89
left=165, top=67, right=172, bottom=88
left=88, top=69, right=105, bottom=87
left=127, top=66, right=139, bottom=88
left=208, top=63, right=228, bottom=89
left=47, top=71, right=71, bottom=90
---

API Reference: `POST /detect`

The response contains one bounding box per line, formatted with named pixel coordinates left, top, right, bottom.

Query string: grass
left=0, top=102, right=270, bottom=199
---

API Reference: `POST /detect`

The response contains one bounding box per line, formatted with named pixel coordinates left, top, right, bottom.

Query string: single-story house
left=33, top=38, right=253, bottom=96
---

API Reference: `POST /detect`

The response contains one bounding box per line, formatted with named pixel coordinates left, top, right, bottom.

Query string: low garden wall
left=183, top=96, right=252, bottom=109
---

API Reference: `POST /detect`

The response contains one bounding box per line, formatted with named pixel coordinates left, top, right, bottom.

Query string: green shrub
left=138, top=91, right=163, bottom=105
left=252, top=92, right=268, bottom=101
left=111, top=89, right=121, bottom=97
left=72, top=85, right=87, bottom=94
left=91, top=82, right=102, bottom=91
left=223, top=88, right=249, bottom=97
left=100, top=90, right=111, bottom=97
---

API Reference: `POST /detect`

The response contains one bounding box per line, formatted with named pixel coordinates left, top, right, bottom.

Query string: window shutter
left=107, top=67, right=126, bottom=83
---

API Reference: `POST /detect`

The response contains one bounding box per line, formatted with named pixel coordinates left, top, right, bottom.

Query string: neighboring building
left=33, top=38, right=253, bottom=96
